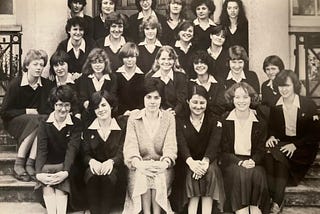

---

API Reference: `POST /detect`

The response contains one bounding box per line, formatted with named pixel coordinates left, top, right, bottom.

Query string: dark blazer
left=56, top=38, right=96, bottom=73
left=145, top=70, right=188, bottom=116
left=221, top=111, right=267, bottom=165
left=225, top=70, right=260, bottom=94
left=0, top=76, right=53, bottom=125
left=261, top=80, right=280, bottom=107
left=36, top=115, right=83, bottom=173
left=82, top=116, right=127, bottom=182
left=269, top=96, right=319, bottom=149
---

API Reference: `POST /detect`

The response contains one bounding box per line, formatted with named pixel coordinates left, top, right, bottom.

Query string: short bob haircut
left=135, top=0, right=157, bottom=11
left=190, top=0, right=215, bottom=17
left=262, top=55, right=285, bottom=73
left=22, top=49, right=48, bottom=73
left=151, top=45, right=182, bottom=72
left=82, top=48, right=112, bottom=75
left=143, top=77, right=165, bottom=100
left=118, top=42, right=139, bottom=60
left=224, top=82, right=260, bottom=109
left=274, top=69, right=301, bottom=94
left=67, top=0, right=87, bottom=9
left=65, top=16, right=86, bottom=34
left=220, top=0, right=248, bottom=28
left=48, top=85, right=78, bottom=112
left=175, top=20, right=194, bottom=40
left=97, top=0, right=117, bottom=13
left=139, top=15, right=162, bottom=40
left=88, top=90, right=118, bottom=116
left=227, top=45, right=249, bottom=62
left=49, top=50, right=70, bottom=77
left=188, top=84, right=208, bottom=101
left=104, top=11, right=128, bottom=31
left=166, top=0, right=186, bottom=21
left=209, top=25, right=227, bottom=38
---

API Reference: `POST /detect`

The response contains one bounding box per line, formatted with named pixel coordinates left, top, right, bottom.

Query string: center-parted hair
left=135, top=0, right=157, bottom=11
left=151, top=45, right=182, bottom=72
left=175, top=20, right=194, bottom=40
left=97, top=0, right=117, bottom=13
left=220, top=0, right=248, bottom=28
left=143, top=78, right=165, bottom=104
left=82, top=48, right=112, bottom=75
left=188, top=84, right=208, bottom=101
left=139, top=15, right=162, bottom=40
left=68, top=0, right=87, bottom=9
left=49, top=50, right=70, bottom=77
left=104, top=11, right=128, bottom=31
left=224, top=82, right=259, bottom=109
left=166, top=0, right=186, bottom=21
left=48, top=85, right=78, bottom=111
left=273, top=69, right=301, bottom=94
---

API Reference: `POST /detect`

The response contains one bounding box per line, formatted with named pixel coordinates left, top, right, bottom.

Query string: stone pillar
left=246, top=0, right=290, bottom=84
left=16, top=0, right=68, bottom=76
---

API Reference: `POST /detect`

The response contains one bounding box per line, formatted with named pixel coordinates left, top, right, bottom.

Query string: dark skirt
left=35, top=163, right=70, bottom=193
left=222, top=164, right=269, bottom=213
left=170, top=160, right=225, bottom=212
left=7, top=114, right=47, bottom=144
left=268, top=140, right=318, bottom=185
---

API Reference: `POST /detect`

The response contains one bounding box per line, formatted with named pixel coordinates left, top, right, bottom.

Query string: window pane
left=292, top=0, right=315, bottom=16
left=0, top=0, right=13, bottom=15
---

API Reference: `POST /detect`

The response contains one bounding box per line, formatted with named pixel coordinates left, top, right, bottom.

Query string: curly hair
left=190, top=0, right=215, bottom=17
left=220, top=0, right=248, bottom=28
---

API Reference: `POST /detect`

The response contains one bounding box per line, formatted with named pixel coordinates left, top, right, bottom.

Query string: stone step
left=285, top=179, right=320, bottom=207
left=282, top=207, right=320, bottom=214
left=0, top=175, right=37, bottom=202
left=0, top=151, right=15, bottom=175
left=0, top=144, right=16, bottom=152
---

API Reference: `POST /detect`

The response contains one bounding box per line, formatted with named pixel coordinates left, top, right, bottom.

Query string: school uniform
left=115, top=65, right=145, bottom=115
left=96, top=35, right=126, bottom=72
left=265, top=95, right=320, bottom=206
left=193, top=19, right=216, bottom=51
left=174, top=41, right=196, bottom=79
left=0, top=74, right=53, bottom=144
left=207, top=47, right=229, bottom=81
left=127, top=11, right=166, bottom=43
left=189, top=75, right=226, bottom=116
left=223, top=21, right=249, bottom=53
left=224, top=70, right=260, bottom=94
left=82, top=116, right=127, bottom=214
left=161, top=20, right=182, bottom=46
left=136, top=39, right=162, bottom=74
left=145, top=69, right=188, bottom=117
left=261, top=79, right=280, bottom=107
left=56, top=38, right=96, bottom=73
left=170, top=113, right=225, bottom=212
left=220, top=109, right=269, bottom=213
left=92, top=15, right=107, bottom=41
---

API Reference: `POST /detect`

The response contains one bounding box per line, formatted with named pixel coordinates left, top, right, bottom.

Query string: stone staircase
left=0, top=129, right=320, bottom=213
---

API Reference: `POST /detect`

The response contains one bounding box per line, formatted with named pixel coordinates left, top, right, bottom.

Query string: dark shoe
left=13, top=169, right=31, bottom=182
left=25, top=158, right=36, bottom=180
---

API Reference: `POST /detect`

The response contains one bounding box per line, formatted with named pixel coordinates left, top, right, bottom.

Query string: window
left=0, top=0, right=16, bottom=25
left=290, top=0, right=320, bottom=26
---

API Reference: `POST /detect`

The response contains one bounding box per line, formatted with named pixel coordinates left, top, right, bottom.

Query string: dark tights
left=264, top=154, right=289, bottom=206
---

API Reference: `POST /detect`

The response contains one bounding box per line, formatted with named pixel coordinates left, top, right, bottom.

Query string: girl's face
left=53, top=62, right=68, bottom=78
left=233, top=87, right=250, bottom=112
left=169, top=1, right=183, bottom=15
left=109, top=23, right=124, bottom=39
left=144, top=90, right=161, bottom=113
left=227, top=1, right=239, bottom=19
left=123, top=56, right=137, bottom=69
left=158, top=51, right=175, bottom=72
left=101, top=0, right=115, bottom=15
left=68, top=25, right=84, bottom=41
left=189, top=94, right=207, bottom=116
left=196, top=3, right=210, bottom=20
left=140, top=0, right=152, bottom=11
left=278, top=77, right=295, bottom=99
left=210, top=32, right=226, bottom=47
left=95, top=97, right=112, bottom=120
left=229, top=59, right=245, bottom=74
left=91, top=58, right=105, bottom=73
left=54, top=100, right=71, bottom=121
left=27, top=59, right=45, bottom=78
left=265, top=64, right=280, bottom=80
left=71, top=1, right=84, bottom=13
left=144, top=26, right=157, bottom=40
left=178, top=26, right=194, bottom=43
left=193, top=61, right=208, bottom=76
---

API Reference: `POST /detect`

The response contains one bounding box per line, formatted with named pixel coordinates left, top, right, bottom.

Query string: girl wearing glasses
left=35, top=85, right=82, bottom=214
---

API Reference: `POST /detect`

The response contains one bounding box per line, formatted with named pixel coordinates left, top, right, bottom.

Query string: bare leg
left=188, top=197, right=200, bottom=214
left=151, top=189, right=162, bottom=214
left=201, top=197, right=213, bottom=214
left=141, top=189, right=152, bottom=214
